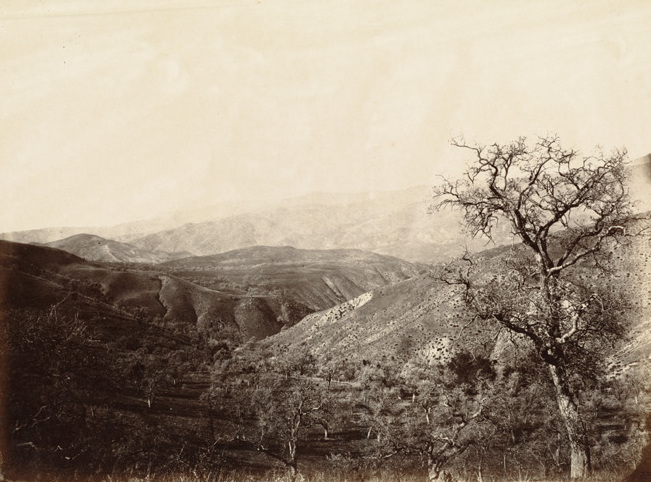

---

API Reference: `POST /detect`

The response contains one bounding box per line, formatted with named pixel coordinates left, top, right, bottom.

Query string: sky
left=1, top=0, right=651, bottom=232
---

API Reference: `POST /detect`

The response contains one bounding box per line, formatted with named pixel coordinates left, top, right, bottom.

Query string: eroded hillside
left=161, top=245, right=428, bottom=312
left=265, top=214, right=651, bottom=373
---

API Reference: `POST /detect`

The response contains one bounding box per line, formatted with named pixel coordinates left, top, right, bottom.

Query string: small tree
left=379, top=353, right=498, bottom=481
left=431, top=135, right=632, bottom=479
left=209, top=347, right=332, bottom=480
left=251, top=375, right=329, bottom=479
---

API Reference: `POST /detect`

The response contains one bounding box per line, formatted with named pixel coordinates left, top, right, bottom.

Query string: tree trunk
left=428, top=453, right=455, bottom=481
left=548, top=364, right=591, bottom=479
left=286, top=462, right=297, bottom=481
left=428, top=463, right=453, bottom=482
left=428, top=455, right=442, bottom=481
left=477, top=451, right=484, bottom=482
left=286, top=439, right=299, bottom=480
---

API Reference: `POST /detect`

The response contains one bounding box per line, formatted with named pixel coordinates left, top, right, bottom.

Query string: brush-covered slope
left=161, top=246, right=428, bottom=312
left=264, top=214, right=651, bottom=372
left=0, top=243, right=220, bottom=478
left=263, top=269, right=498, bottom=365
left=44, top=233, right=188, bottom=264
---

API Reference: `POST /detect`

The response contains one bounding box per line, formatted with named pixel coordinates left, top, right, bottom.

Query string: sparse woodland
left=1, top=137, right=650, bottom=481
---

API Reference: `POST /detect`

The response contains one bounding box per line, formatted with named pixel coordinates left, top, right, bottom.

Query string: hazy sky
left=1, top=0, right=650, bottom=232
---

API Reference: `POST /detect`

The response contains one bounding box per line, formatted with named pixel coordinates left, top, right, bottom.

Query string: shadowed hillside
left=0, top=241, right=276, bottom=349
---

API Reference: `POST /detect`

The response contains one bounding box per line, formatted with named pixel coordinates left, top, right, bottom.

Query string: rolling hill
left=44, top=233, right=189, bottom=264
left=1, top=240, right=428, bottom=346
left=0, top=240, right=283, bottom=343
left=160, top=245, right=428, bottom=312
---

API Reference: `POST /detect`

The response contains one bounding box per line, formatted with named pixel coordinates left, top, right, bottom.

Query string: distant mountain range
left=0, top=186, right=511, bottom=264
left=129, top=197, right=480, bottom=262
left=2, top=156, right=649, bottom=265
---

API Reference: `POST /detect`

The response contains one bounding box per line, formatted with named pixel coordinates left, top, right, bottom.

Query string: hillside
left=263, top=267, right=497, bottom=366
left=44, top=233, right=189, bottom=264
left=0, top=239, right=427, bottom=479
left=0, top=240, right=290, bottom=345
left=1, top=241, right=427, bottom=346
left=264, top=214, right=651, bottom=371
left=630, top=155, right=651, bottom=212
left=161, top=246, right=428, bottom=312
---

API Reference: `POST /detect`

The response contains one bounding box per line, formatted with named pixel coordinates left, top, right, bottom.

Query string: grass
left=27, top=467, right=635, bottom=482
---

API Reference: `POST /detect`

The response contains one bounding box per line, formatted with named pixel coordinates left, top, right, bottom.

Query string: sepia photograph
left=1, top=1, right=651, bottom=480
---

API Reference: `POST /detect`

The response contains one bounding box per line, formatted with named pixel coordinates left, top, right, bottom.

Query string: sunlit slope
left=265, top=214, right=651, bottom=370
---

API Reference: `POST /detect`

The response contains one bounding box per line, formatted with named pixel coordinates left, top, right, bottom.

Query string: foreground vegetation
left=1, top=297, right=649, bottom=481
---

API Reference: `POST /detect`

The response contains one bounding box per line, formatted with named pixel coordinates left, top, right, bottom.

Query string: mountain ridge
left=3, top=165, right=648, bottom=264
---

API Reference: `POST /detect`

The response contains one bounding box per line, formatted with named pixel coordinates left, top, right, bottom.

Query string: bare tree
left=370, top=353, right=498, bottom=481
left=250, top=375, right=330, bottom=480
left=209, top=347, right=333, bottom=481
left=431, top=135, right=632, bottom=479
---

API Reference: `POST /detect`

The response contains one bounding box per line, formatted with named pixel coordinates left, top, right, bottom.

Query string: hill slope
left=0, top=240, right=285, bottom=343
left=161, top=246, right=428, bottom=312
left=264, top=214, right=651, bottom=371
left=44, top=233, right=188, bottom=263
